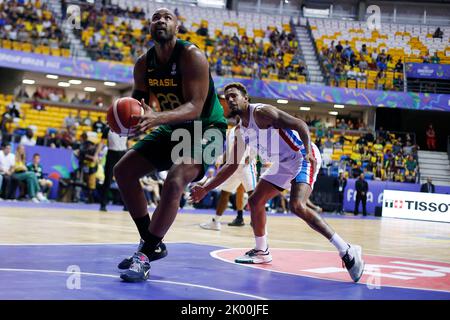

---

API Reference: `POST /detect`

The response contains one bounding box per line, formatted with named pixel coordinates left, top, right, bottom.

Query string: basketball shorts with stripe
left=218, top=163, right=257, bottom=193
left=261, top=143, right=321, bottom=191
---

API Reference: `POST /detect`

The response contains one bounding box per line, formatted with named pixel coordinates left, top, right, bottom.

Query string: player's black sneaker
left=120, top=252, right=151, bottom=282
left=228, top=218, right=245, bottom=226
left=118, top=240, right=168, bottom=269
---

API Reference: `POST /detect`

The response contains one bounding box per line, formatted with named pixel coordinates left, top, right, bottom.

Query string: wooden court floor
left=0, top=205, right=449, bottom=264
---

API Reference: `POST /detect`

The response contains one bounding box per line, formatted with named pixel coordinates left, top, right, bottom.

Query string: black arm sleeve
left=132, top=89, right=149, bottom=105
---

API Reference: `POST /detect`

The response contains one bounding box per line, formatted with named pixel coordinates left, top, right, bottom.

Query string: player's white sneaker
left=342, top=244, right=365, bottom=282
left=235, top=248, right=272, bottom=264
left=200, top=218, right=221, bottom=231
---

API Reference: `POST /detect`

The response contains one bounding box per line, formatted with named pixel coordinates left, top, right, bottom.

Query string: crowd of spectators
left=209, top=28, right=307, bottom=81
left=0, top=0, right=70, bottom=51
left=328, top=129, right=419, bottom=183
left=319, top=40, right=405, bottom=91
left=77, top=3, right=151, bottom=63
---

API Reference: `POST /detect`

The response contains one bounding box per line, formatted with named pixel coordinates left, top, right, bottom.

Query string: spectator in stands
left=426, top=124, right=437, bottom=150
left=363, top=167, right=374, bottom=180
left=0, top=142, right=16, bottom=199
left=81, top=112, right=92, bottom=126
left=74, top=110, right=82, bottom=126
left=405, top=155, right=418, bottom=183
left=420, top=177, right=435, bottom=193
left=431, top=52, right=440, bottom=64
left=394, top=152, right=405, bottom=172
left=64, top=112, right=76, bottom=129
left=373, top=163, right=385, bottom=181
left=71, top=94, right=81, bottom=104
left=61, top=125, right=76, bottom=149
left=359, top=44, right=369, bottom=58
left=335, top=41, right=343, bottom=54
left=395, top=59, right=403, bottom=72
left=92, top=116, right=105, bottom=133
left=27, top=153, right=52, bottom=200
left=324, top=137, right=334, bottom=149
left=11, top=144, right=46, bottom=202
left=433, top=27, right=443, bottom=39
left=333, top=62, right=344, bottom=86
left=422, top=50, right=431, bottom=63
left=359, top=57, right=368, bottom=72
left=20, top=128, right=36, bottom=146
left=6, top=100, right=21, bottom=120
left=376, top=58, right=387, bottom=72
left=196, top=24, right=209, bottom=37
left=178, top=21, right=188, bottom=34
left=393, top=168, right=405, bottom=182
left=375, top=71, right=386, bottom=90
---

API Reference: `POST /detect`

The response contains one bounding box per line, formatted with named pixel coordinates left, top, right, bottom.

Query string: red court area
left=212, top=248, right=450, bottom=293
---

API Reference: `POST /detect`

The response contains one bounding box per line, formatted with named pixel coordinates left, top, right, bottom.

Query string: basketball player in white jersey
left=191, top=82, right=365, bottom=282
left=199, top=123, right=257, bottom=231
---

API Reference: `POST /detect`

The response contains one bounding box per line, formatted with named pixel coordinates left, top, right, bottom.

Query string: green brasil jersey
left=145, top=39, right=226, bottom=130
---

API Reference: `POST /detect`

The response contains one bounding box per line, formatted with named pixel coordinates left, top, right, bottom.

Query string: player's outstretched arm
left=190, top=130, right=246, bottom=202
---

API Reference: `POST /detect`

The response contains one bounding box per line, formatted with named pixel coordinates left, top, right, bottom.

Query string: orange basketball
left=107, top=97, right=143, bottom=136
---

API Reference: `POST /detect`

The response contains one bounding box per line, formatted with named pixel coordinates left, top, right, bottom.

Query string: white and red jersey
left=238, top=103, right=321, bottom=190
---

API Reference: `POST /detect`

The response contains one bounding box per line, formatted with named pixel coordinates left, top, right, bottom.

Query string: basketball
left=107, top=97, right=144, bottom=136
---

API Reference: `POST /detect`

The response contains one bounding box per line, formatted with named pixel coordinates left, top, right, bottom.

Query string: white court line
left=210, top=248, right=450, bottom=294
left=0, top=268, right=268, bottom=300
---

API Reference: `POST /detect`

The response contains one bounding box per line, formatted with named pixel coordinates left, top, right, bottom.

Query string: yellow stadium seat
left=41, top=46, right=50, bottom=55
left=51, top=48, right=61, bottom=56
left=2, top=39, right=12, bottom=50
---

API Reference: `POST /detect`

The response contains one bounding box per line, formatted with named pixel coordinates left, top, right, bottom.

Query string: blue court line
left=0, top=243, right=448, bottom=300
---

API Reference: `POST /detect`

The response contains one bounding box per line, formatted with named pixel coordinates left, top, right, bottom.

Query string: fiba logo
left=384, top=199, right=404, bottom=209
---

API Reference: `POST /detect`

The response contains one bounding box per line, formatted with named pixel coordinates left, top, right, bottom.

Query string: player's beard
left=227, top=108, right=240, bottom=119
left=151, top=29, right=174, bottom=44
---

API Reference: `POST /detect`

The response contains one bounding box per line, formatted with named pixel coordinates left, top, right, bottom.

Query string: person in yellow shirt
left=393, top=168, right=405, bottom=182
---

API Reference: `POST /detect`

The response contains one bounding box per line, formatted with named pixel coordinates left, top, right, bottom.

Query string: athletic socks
left=214, top=215, right=222, bottom=222
left=133, top=215, right=151, bottom=240
left=237, top=210, right=243, bottom=219
left=133, top=215, right=163, bottom=258
left=140, top=232, right=163, bottom=258
left=255, top=234, right=268, bottom=251
left=330, top=233, right=351, bottom=258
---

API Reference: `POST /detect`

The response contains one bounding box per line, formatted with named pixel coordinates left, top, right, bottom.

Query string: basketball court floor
left=0, top=201, right=449, bottom=300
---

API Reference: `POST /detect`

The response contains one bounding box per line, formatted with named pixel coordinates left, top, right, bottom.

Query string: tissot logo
left=385, top=199, right=450, bottom=213
left=384, top=199, right=404, bottom=209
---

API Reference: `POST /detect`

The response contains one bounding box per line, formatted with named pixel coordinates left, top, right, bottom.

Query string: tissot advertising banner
left=382, top=190, right=450, bottom=223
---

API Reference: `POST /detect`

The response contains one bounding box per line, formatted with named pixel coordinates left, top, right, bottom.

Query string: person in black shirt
left=336, top=172, right=347, bottom=215
left=354, top=173, right=368, bottom=216
left=420, top=177, right=435, bottom=193
left=92, top=116, right=106, bottom=133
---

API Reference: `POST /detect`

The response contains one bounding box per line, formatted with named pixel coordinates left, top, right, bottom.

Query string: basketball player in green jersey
left=114, top=8, right=227, bottom=282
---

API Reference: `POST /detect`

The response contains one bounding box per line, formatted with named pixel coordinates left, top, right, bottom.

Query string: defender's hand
left=190, top=185, right=208, bottom=203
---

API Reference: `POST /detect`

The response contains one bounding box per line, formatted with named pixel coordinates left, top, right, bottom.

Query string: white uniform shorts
left=218, top=162, right=257, bottom=193
left=261, top=143, right=321, bottom=191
